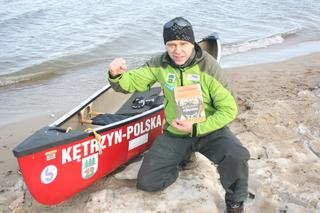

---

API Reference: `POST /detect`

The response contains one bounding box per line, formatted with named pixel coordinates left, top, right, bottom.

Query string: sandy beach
left=1, top=53, right=320, bottom=212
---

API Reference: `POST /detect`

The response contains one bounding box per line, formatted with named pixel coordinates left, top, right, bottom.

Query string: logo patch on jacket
left=188, top=74, right=200, bottom=82
left=164, top=83, right=175, bottom=91
left=167, top=73, right=176, bottom=83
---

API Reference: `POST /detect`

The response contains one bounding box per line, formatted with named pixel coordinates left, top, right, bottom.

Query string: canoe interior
left=58, top=89, right=148, bottom=131
left=198, top=33, right=220, bottom=62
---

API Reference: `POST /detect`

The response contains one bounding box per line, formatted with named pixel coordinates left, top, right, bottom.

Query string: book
left=174, top=84, right=206, bottom=123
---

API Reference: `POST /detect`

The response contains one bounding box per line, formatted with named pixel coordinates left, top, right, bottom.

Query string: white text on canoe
left=61, top=115, right=162, bottom=164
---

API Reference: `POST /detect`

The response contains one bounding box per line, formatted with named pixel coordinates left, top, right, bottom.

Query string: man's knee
left=136, top=150, right=180, bottom=192
left=137, top=174, right=160, bottom=192
left=137, top=168, right=178, bottom=192
left=136, top=132, right=189, bottom=192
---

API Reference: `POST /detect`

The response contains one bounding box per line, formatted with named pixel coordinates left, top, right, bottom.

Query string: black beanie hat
left=163, top=17, right=195, bottom=44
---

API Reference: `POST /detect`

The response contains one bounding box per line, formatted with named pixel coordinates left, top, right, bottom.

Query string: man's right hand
left=108, top=58, right=128, bottom=77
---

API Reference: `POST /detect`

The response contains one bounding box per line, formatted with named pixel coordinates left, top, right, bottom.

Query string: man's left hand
left=171, top=119, right=193, bottom=133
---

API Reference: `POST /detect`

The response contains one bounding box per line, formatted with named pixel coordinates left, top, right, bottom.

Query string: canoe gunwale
left=50, top=85, right=111, bottom=127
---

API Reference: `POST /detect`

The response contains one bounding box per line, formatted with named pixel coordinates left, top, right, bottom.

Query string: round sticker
left=40, top=165, right=58, bottom=184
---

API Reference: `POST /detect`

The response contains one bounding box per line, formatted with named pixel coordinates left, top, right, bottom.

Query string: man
left=108, top=17, right=250, bottom=213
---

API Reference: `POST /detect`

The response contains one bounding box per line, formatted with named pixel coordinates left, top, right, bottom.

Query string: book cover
left=174, top=84, right=206, bottom=123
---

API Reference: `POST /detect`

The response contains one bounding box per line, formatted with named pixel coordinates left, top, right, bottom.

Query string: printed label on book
left=174, top=84, right=206, bottom=123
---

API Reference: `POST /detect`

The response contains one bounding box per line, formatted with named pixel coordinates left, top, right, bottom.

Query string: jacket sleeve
left=193, top=77, right=238, bottom=137
left=201, top=52, right=237, bottom=99
left=108, top=63, right=157, bottom=93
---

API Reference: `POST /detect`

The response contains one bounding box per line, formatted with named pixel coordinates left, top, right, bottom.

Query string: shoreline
left=1, top=37, right=320, bottom=89
left=222, top=39, right=320, bottom=68
left=1, top=52, right=320, bottom=212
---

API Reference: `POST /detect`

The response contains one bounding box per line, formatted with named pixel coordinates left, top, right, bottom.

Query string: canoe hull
left=17, top=110, right=164, bottom=205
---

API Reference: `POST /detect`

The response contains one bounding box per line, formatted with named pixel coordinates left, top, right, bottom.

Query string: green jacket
left=108, top=45, right=238, bottom=137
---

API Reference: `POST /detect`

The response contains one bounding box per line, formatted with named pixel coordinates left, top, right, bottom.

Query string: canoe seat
left=91, top=113, right=129, bottom=126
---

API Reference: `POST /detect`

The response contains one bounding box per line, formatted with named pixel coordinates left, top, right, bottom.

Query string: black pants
left=137, top=127, right=250, bottom=202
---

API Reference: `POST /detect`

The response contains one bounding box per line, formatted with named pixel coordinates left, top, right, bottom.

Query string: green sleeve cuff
left=191, top=123, right=197, bottom=137
left=108, top=71, right=122, bottom=82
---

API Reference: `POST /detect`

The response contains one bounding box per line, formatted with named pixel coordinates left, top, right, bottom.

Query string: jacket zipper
left=179, top=67, right=184, bottom=86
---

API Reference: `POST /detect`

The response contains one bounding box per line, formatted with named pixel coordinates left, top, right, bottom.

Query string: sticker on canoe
left=45, top=150, right=57, bottom=161
left=41, top=165, right=58, bottom=184
left=82, top=153, right=98, bottom=179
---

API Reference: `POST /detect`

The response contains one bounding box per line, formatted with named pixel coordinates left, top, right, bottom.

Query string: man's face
left=165, top=40, right=194, bottom=65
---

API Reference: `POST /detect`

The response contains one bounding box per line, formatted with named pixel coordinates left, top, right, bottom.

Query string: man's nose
left=174, top=45, right=182, bottom=53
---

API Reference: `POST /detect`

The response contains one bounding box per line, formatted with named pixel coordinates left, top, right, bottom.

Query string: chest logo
left=167, top=73, right=176, bottom=83
left=164, top=83, right=175, bottom=91
left=188, top=74, right=200, bottom=82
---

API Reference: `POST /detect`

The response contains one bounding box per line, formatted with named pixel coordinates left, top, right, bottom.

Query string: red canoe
left=12, top=34, right=221, bottom=205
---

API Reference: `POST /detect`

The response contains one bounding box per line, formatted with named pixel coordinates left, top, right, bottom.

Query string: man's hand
left=108, top=58, right=128, bottom=77
left=171, top=119, right=193, bottom=133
